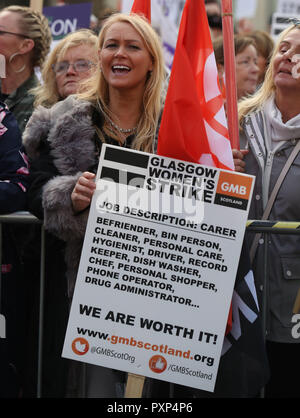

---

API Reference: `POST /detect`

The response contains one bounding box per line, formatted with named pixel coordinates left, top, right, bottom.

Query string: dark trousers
left=265, top=341, right=300, bottom=398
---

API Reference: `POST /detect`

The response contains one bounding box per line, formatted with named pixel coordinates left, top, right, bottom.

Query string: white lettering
left=291, top=314, right=300, bottom=339
left=220, top=182, right=246, bottom=195
left=51, top=18, right=78, bottom=36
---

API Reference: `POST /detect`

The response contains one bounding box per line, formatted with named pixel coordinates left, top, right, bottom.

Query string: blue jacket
left=0, top=102, right=29, bottom=214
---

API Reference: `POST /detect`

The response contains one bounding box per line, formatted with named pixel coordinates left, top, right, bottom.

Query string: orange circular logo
left=72, top=337, right=89, bottom=355
left=149, top=355, right=167, bottom=373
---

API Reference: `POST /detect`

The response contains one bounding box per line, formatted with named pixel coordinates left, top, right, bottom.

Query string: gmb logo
left=291, top=314, right=300, bottom=339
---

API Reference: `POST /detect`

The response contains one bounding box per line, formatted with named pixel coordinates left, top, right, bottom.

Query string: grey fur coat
left=23, top=95, right=101, bottom=297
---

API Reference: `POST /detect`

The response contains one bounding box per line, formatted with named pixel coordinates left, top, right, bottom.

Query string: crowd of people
left=0, top=0, right=300, bottom=399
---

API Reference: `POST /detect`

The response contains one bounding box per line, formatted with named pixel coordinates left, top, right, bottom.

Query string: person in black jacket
left=0, top=101, right=29, bottom=397
left=0, top=102, right=28, bottom=213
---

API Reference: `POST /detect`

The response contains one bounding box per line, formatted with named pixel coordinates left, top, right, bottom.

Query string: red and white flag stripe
left=157, top=0, right=234, bottom=171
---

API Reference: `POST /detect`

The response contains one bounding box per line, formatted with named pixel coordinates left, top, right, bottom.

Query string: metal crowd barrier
left=0, top=211, right=44, bottom=398
left=1, top=212, right=300, bottom=398
left=246, top=220, right=300, bottom=349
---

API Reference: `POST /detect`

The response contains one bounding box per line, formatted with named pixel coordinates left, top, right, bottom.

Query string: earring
left=147, top=70, right=153, bottom=80
left=9, top=52, right=26, bottom=73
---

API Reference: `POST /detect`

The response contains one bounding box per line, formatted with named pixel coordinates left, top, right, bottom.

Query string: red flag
left=221, top=0, right=239, bottom=149
left=131, top=0, right=151, bottom=22
left=157, top=0, right=233, bottom=333
left=157, top=0, right=234, bottom=171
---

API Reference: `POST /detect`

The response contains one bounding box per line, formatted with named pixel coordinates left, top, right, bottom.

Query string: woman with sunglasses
left=234, top=22, right=300, bottom=398
left=0, top=6, right=51, bottom=133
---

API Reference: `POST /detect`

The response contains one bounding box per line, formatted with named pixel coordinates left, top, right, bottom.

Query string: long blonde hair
left=32, top=29, right=98, bottom=107
left=238, top=24, right=300, bottom=126
left=78, top=13, right=165, bottom=153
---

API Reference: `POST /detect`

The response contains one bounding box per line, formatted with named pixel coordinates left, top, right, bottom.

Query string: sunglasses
left=0, top=29, right=27, bottom=38
left=288, top=18, right=300, bottom=26
left=52, top=59, right=96, bottom=75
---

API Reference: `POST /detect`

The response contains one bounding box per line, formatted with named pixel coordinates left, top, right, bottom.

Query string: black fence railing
left=0, top=212, right=44, bottom=397
left=1, top=212, right=300, bottom=398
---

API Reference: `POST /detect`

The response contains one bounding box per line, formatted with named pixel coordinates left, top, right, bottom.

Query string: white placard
left=62, top=145, right=255, bottom=392
left=270, top=12, right=300, bottom=40
left=277, top=0, right=300, bottom=15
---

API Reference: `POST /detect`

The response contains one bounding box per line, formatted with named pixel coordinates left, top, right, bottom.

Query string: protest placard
left=270, top=12, right=300, bottom=40
left=62, top=144, right=255, bottom=393
left=277, top=0, right=300, bottom=15
left=43, top=3, right=92, bottom=43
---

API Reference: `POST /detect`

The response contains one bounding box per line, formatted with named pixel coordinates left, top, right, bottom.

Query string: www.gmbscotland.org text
left=77, top=327, right=214, bottom=367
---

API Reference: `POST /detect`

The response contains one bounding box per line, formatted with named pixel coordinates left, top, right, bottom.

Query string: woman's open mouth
left=112, top=65, right=131, bottom=74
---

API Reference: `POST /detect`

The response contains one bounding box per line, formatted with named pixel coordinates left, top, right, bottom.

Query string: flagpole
left=221, top=0, right=239, bottom=150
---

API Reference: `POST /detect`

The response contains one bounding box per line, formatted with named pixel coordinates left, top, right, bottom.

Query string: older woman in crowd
left=234, top=22, right=300, bottom=398
left=23, top=12, right=165, bottom=397
left=0, top=5, right=51, bottom=132
left=247, top=30, right=274, bottom=85
left=214, top=34, right=259, bottom=102
left=32, top=29, right=98, bottom=108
